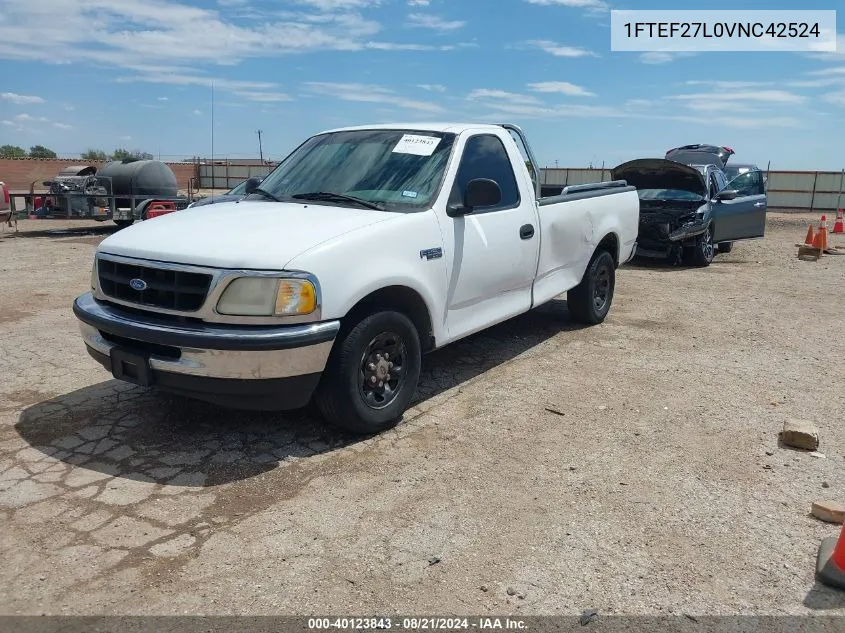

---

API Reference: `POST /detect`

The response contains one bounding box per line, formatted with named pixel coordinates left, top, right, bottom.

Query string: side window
left=449, top=134, right=520, bottom=212
left=708, top=173, right=719, bottom=199
left=729, top=171, right=763, bottom=197
left=714, top=170, right=728, bottom=192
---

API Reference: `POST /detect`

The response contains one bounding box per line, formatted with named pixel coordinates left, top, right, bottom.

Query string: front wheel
left=686, top=223, right=715, bottom=267
left=567, top=250, right=616, bottom=325
left=315, top=311, right=421, bottom=435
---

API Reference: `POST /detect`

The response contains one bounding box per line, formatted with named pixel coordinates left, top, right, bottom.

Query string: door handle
left=519, top=224, right=535, bottom=239
left=754, top=202, right=766, bottom=207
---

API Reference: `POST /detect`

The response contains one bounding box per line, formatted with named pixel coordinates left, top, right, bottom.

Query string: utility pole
left=257, top=130, right=264, bottom=164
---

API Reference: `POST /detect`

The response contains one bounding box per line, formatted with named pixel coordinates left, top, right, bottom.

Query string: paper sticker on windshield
left=392, top=134, right=441, bottom=156
left=402, top=190, right=418, bottom=199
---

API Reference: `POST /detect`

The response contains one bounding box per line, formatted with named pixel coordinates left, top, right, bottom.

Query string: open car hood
left=665, top=144, right=734, bottom=169
left=611, top=159, right=707, bottom=198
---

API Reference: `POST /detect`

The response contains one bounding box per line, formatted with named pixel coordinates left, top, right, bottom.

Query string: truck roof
left=320, top=122, right=507, bottom=135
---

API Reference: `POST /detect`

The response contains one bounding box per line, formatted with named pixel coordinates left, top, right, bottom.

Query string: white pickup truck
left=73, top=123, right=639, bottom=433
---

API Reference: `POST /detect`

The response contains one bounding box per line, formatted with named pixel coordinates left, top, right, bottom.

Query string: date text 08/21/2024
left=307, top=617, right=528, bottom=630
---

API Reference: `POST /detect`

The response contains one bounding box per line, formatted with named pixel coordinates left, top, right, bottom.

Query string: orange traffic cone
left=833, top=209, right=844, bottom=234
left=805, top=224, right=817, bottom=245
left=813, top=215, right=829, bottom=251
left=816, top=522, right=845, bottom=590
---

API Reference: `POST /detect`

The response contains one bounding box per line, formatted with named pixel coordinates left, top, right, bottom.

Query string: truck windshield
left=255, top=129, right=457, bottom=212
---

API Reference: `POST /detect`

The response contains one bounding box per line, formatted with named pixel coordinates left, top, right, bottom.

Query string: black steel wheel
left=316, top=311, right=421, bottom=434
left=357, top=331, right=409, bottom=410
left=567, top=249, right=616, bottom=325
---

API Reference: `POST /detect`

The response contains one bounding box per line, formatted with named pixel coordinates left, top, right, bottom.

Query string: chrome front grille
left=97, top=256, right=212, bottom=312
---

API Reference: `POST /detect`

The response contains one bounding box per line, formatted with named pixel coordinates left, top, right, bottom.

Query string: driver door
left=712, top=170, right=767, bottom=242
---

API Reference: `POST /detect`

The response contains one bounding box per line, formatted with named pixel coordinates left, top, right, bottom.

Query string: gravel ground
left=1, top=214, right=844, bottom=616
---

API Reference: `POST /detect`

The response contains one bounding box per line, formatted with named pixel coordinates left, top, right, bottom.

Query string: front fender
left=284, top=210, right=448, bottom=345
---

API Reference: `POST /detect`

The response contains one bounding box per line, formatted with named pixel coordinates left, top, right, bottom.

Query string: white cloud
left=467, top=89, right=541, bottom=105
left=667, top=90, right=807, bottom=104
left=685, top=80, right=771, bottom=90
left=639, top=51, right=696, bottom=64
left=233, top=91, right=293, bottom=102
left=14, top=113, right=49, bottom=122
left=806, top=33, right=845, bottom=60
left=1, top=120, right=14, bottom=126
left=527, top=81, right=595, bottom=97
left=193, top=109, right=203, bottom=115
left=525, top=0, right=608, bottom=11
left=304, top=81, right=444, bottom=112
left=407, top=14, right=466, bottom=31
left=417, top=84, right=447, bottom=92
left=1, top=91, right=45, bottom=105
left=157, top=96, right=169, bottom=101
left=527, top=40, right=599, bottom=58
left=53, top=122, right=72, bottom=129
left=823, top=91, right=845, bottom=107
left=119, top=135, right=132, bottom=141
left=408, top=0, right=429, bottom=5
left=0, top=0, right=450, bottom=99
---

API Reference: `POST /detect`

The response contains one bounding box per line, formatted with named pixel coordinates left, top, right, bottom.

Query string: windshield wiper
left=290, top=191, right=384, bottom=211
left=250, top=186, right=284, bottom=202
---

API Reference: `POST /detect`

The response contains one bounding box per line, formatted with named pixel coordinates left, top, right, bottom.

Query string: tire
left=315, top=311, right=421, bottom=435
left=686, top=222, right=715, bottom=267
left=567, top=249, right=616, bottom=325
left=718, top=241, right=733, bottom=254
left=114, top=219, right=133, bottom=229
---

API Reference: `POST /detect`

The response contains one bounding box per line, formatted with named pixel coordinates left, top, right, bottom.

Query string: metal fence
left=194, top=161, right=845, bottom=212
left=539, top=167, right=845, bottom=212
left=198, top=162, right=275, bottom=190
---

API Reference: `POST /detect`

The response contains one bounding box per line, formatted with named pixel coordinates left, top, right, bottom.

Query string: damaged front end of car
left=611, top=158, right=711, bottom=264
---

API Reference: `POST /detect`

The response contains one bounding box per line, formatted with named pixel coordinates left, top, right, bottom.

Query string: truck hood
left=97, top=201, right=398, bottom=270
left=611, top=159, right=707, bottom=198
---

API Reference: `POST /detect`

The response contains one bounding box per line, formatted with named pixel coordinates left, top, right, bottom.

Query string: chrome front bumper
left=74, top=292, right=340, bottom=381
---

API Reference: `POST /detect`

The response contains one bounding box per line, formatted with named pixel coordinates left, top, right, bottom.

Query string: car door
left=712, top=169, right=767, bottom=241
left=439, top=132, right=540, bottom=341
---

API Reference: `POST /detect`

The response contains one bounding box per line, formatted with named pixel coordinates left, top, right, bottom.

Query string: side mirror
left=244, top=176, right=262, bottom=195
left=447, top=178, right=502, bottom=217
left=716, top=189, right=739, bottom=201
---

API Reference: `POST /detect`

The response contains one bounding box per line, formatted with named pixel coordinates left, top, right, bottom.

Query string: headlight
left=216, top=277, right=317, bottom=316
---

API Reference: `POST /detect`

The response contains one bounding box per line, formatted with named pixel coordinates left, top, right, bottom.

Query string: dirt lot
left=1, top=214, right=844, bottom=617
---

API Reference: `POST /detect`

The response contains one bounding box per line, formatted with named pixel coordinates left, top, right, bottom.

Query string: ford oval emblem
left=129, top=278, right=147, bottom=291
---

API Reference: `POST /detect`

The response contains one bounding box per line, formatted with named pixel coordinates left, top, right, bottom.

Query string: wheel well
left=343, top=286, right=435, bottom=352
left=597, top=232, right=619, bottom=266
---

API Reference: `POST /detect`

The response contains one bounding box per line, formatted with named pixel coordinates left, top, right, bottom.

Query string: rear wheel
left=315, top=311, right=421, bottom=435
left=686, top=223, right=715, bottom=267
left=567, top=250, right=616, bottom=325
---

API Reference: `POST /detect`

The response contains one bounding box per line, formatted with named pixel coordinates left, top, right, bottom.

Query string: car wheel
left=113, top=219, right=133, bottom=229
left=315, top=311, right=421, bottom=435
left=567, top=249, right=616, bottom=325
left=687, top=223, right=715, bottom=267
left=718, top=241, right=733, bottom=253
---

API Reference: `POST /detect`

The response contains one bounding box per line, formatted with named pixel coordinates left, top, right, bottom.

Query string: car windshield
left=723, top=166, right=752, bottom=181
left=638, top=189, right=704, bottom=201
left=253, top=129, right=457, bottom=211
left=228, top=180, right=249, bottom=196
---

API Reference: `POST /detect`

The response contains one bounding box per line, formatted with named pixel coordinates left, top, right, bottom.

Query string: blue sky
left=0, top=0, right=843, bottom=170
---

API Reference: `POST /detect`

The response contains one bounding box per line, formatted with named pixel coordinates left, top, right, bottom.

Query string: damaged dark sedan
left=611, top=158, right=766, bottom=267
